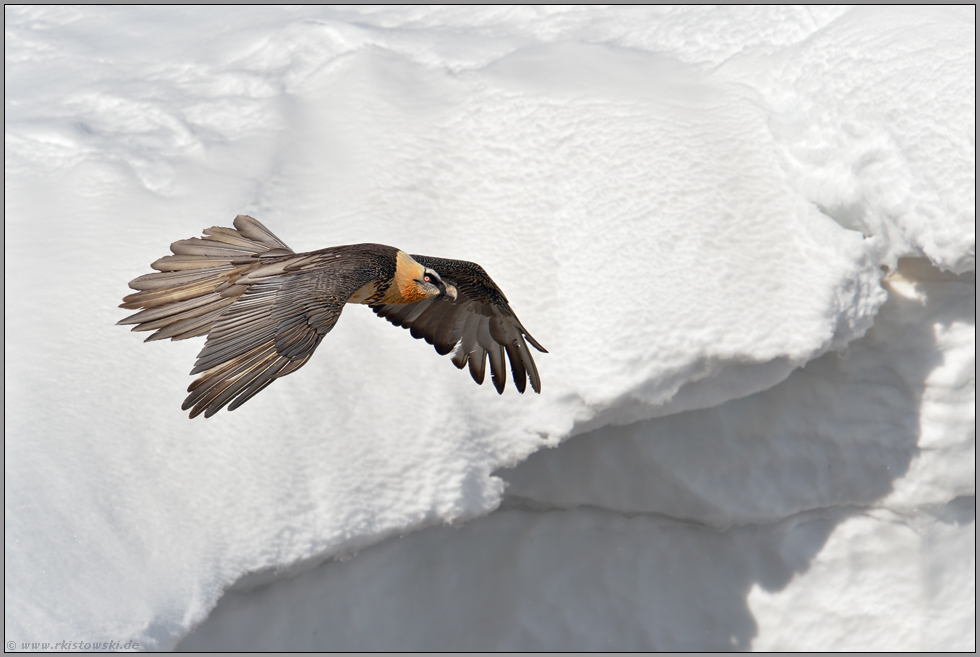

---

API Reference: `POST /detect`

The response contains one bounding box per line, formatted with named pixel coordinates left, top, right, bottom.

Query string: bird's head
left=391, top=251, right=457, bottom=304
left=415, top=268, right=458, bottom=302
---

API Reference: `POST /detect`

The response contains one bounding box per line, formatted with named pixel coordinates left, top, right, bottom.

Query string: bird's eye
left=423, top=275, right=431, bottom=282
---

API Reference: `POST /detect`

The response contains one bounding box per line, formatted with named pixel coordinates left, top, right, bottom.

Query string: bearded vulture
left=118, top=215, right=546, bottom=418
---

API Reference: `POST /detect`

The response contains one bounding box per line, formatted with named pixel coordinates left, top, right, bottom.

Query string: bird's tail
left=117, top=215, right=294, bottom=342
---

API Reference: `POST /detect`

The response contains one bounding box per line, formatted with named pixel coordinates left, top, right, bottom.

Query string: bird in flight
left=119, top=215, right=546, bottom=418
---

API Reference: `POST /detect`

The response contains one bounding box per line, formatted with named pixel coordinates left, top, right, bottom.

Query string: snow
left=5, top=5, right=974, bottom=652
left=502, top=260, right=976, bottom=525
left=176, top=505, right=976, bottom=652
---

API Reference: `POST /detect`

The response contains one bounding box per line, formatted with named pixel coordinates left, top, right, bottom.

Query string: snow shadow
left=178, top=259, right=973, bottom=651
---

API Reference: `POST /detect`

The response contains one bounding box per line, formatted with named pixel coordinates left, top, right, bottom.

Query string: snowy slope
left=177, top=259, right=975, bottom=652
left=5, top=6, right=974, bottom=652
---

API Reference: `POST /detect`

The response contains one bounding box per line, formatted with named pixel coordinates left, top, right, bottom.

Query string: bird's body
left=119, top=215, right=545, bottom=418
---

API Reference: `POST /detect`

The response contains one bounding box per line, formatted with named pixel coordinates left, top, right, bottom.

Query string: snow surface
left=5, top=5, right=974, bottom=652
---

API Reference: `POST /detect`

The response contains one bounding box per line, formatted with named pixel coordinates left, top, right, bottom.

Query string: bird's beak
left=444, top=284, right=458, bottom=302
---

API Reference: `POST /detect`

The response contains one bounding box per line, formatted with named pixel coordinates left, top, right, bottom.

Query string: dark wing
left=370, top=255, right=547, bottom=394
left=180, top=264, right=355, bottom=418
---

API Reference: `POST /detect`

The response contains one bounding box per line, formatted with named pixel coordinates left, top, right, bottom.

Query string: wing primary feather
left=468, top=348, right=487, bottom=385
left=186, top=354, right=260, bottom=413
left=202, top=355, right=288, bottom=418
left=451, top=312, right=481, bottom=369
left=475, top=318, right=496, bottom=352
left=433, top=303, right=469, bottom=356
left=186, top=344, right=278, bottom=415
left=517, top=334, right=541, bottom=393
left=488, top=314, right=531, bottom=393
left=144, top=305, right=237, bottom=342
left=504, top=343, right=527, bottom=394
left=487, top=313, right=511, bottom=346
left=487, top=343, right=506, bottom=394
left=187, top=349, right=257, bottom=394
left=191, top=323, right=277, bottom=373
left=226, top=377, right=277, bottom=413
left=522, top=329, right=548, bottom=353
left=173, top=324, right=211, bottom=341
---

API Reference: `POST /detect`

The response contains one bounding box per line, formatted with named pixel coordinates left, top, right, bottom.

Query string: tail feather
left=169, top=238, right=262, bottom=258
left=150, top=255, right=243, bottom=271
left=143, top=304, right=236, bottom=342
left=118, top=215, right=293, bottom=343
left=118, top=292, right=221, bottom=326
left=126, top=266, right=234, bottom=291
left=233, top=214, right=292, bottom=251
left=135, top=298, right=235, bottom=334
left=120, top=276, right=232, bottom=310
left=201, top=227, right=274, bottom=250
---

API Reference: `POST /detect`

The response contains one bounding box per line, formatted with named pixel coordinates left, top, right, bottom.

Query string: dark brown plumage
left=118, top=215, right=546, bottom=418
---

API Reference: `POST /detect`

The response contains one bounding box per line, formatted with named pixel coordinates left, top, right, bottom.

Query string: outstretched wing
left=180, top=266, right=354, bottom=418
left=119, top=215, right=377, bottom=418
left=370, top=255, right=547, bottom=394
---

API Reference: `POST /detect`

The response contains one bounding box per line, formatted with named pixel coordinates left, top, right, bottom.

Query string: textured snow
left=5, top=5, right=975, bottom=652
left=502, top=260, right=976, bottom=525
left=178, top=260, right=975, bottom=652
left=178, top=504, right=976, bottom=652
